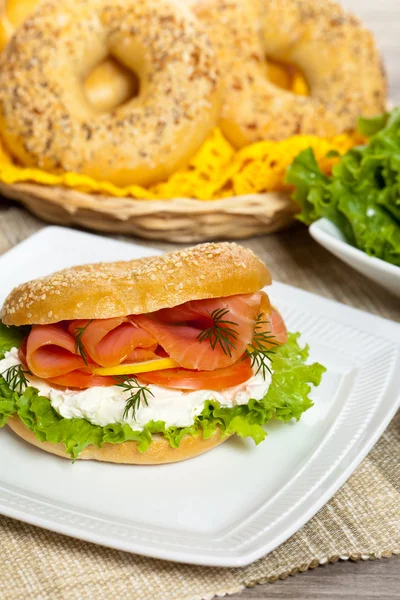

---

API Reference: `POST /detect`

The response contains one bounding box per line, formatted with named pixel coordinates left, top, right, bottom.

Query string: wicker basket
left=0, top=181, right=298, bottom=242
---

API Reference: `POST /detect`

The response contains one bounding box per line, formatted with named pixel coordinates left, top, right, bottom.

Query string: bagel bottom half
left=7, top=416, right=227, bottom=464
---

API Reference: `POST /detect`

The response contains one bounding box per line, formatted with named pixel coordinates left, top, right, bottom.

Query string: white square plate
left=0, top=227, right=399, bottom=567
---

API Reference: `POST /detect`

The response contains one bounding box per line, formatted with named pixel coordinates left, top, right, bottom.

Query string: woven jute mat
left=1, top=410, right=399, bottom=600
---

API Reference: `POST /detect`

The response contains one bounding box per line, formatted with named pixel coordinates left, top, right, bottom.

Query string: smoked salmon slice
left=131, top=293, right=262, bottom=371
left=68, top=318, right=157, bottom=367
left=26, top=324, right=86, bottom=379
left=268, top=308, right=288, bottom=346
left=254, top=292, right=288, bottom=348
left=25, top=319, right=158, bottom=381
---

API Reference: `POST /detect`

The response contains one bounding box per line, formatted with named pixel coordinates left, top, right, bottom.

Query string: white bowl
left=309, top=218, right=400, bottom=298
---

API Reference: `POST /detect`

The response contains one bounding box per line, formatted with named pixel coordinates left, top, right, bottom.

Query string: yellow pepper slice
left=91, top=357, right=180, bottom=376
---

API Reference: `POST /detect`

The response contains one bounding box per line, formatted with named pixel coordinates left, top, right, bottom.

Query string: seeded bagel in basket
left=0, top=0, right=221, bottom=186
left=0, top=0, right=139, bottom=112
left=194, top=0, right=386, bottom=146
left=0, top=0, right=387, bottom=245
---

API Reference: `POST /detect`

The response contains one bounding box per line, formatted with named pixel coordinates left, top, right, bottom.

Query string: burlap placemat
left=1, top=410, right=399, bottom=600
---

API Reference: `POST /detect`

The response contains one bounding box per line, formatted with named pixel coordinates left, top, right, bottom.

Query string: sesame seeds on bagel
left=1, top=242, right=271, bottom=326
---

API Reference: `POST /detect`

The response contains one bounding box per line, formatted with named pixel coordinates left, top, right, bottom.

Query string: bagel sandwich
left=0, top=243, right=325, bottom=464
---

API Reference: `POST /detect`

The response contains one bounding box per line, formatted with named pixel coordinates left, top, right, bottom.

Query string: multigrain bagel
left=257, top=0, right=387, bottom=136
left=0, top=0, right=221, bottom=186
left=0, top=0, right=138, bottom=113
left=194, top=0, right=277, bottom=148
left=1, top=242, right=271, bottom=326
left=194, top=0, right=386, bottom=147
left=7, top=416, right=227, bottom=463
left=0, top=0, right=306, bottom=116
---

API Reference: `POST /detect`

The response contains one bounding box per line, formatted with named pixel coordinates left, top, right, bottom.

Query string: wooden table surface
left=0, top=0, right=399, bottom=598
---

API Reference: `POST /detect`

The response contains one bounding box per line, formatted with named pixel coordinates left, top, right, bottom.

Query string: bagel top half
left=1, top=242, right=271, bottom=326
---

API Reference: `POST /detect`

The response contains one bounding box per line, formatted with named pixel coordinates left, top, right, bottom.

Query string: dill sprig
left=73, top=320, right=93, bottom=366
left=245, top=313, right=277, bottom=380
left=196, top=308, right=239, bottom=357
left=114, top=375, right=154, bottom=420
left=2, top=364, right=31, bottom=394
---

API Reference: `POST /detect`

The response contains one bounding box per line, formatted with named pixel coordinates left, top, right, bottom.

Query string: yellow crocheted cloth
left=0, top=129, right=362, bottom=201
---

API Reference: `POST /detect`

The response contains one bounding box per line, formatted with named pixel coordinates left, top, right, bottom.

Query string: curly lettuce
left=0, top=323, right=325, bottom=460
left=286, top=108, right=400, bottom=266
left=0, top=323, right=26, bottom=358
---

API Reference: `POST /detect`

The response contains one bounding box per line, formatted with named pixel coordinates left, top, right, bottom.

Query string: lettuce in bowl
left=286, top=109, right=400, bottom=267
left=0, top=323, right=325, bottom=460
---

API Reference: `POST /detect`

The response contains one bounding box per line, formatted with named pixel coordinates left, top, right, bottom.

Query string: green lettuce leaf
left=357, top=113, right=389, bottom=137
left=0, top=331, right=325, bottom=460
left=285, top=108, right=400, bottom=266
left=0, top=322, right=26, bottom=359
